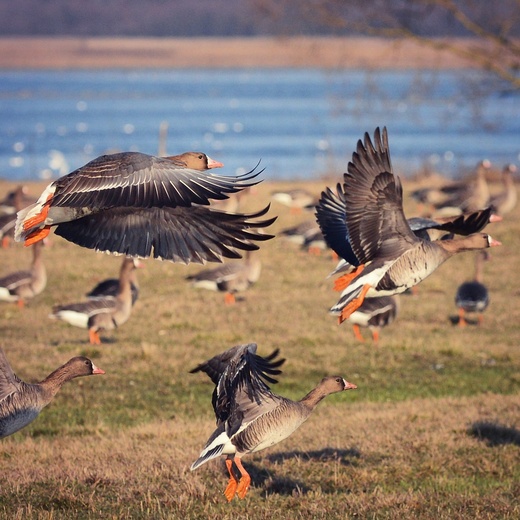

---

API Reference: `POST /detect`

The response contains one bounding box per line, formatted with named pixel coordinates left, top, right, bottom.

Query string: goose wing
left=343, top=127, right=418, bottom=264
left=0, top=348, right=22, bottom=402
left=53, top=205, right=276, bottom=264
left=0, top=270, right=32, bottom=291
left=315, top=183, right=359, bottom=266
left=51, top=153, right=263, bottom=210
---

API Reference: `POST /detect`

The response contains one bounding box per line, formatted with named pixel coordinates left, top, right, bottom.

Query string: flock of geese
left=0, top=127, right=514, bottom=501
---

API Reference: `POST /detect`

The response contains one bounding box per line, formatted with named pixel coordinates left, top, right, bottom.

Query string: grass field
left=0, top=175, right=518, bottom=519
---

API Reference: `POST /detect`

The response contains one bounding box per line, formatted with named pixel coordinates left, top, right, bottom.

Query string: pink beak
left=206, top=156, right=224, bottom=169
left=343, top=380, right=357, bottom=390
left=92, top=364, right=105, bottom=375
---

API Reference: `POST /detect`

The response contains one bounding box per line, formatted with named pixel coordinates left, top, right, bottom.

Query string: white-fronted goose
left=0, top=186, right=32, bottom=248
left=0, top=347, right=104, bottom=438
left=190, top=343, right=357, bottom=501
left=50, top=257, right=140, bottom=344
left=280, top=220, right=320, bottom=246
left=346, top=295, right=399, bottom=343
left=0, top=241, right=46, bottom=308
left=186, top=250, right=261, bottom=304
left=432, top=160, right=491, bottom=214
left=271, top=188, right=316, bottom=214
left=316, top=128, right=500, bottom=323
left=455, top=251, right=490, bottom=327
left=489, top=164, right=517, bottom=217
left=86, top=258, right=141, bottom=305
left=14, top=151, right=276, bottom=263
left=316, top=180, right=499, bottom=293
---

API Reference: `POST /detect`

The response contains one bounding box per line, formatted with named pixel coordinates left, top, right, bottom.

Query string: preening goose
left=50, top=257, right=141, bottom=344
left=0, top=240, right=46, bottom=308
left=186, top=250, right=261, bottom=304
left=15, top=151, right=276, bottom=263
left=190, top=343, right=357, bottom=501
left=315, top=128, right=501, bottom=323
left=455, top=251, right=490, bottom=327
left=0, top=347, right=104, bottom=438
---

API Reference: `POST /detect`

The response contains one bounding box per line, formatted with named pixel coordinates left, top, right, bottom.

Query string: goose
left=50, top=257, right=140, bottom=344
left=186, top=250, right=261, bottom=304
left=455, top=251, right=490, bottom=327
left=271, top=188, right=316, bottom=214
left=316, top=181, right=499, bottom=293
left=432, top=160, right=491, bottom=214
left=489, top=164, right=517, bottom=217
left=190, top=343, right=357, bottom=501
left=0, top=186, right=32, bottom=248
left=86, top=257, right=142, bottom=305
left=346, top=295, right=399, bottom=343
left=0, top=347, right=104, bottom=438
left=0, top=241, right=46, bottom=308
left=14, top=151, right=276, bottom=263
left=315, top=128, right=501, bottom=323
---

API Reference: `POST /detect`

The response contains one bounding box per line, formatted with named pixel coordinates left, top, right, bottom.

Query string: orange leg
left=234, top=457, right=251, bottom=500
left=458, top=308, right=467, bottom=328
left=333, top=264, right=365, bottom=292
left=307, top=246, right=321, bottom=256
left=16, top=299, right=25, bottom=309
left=477, top=314, right=484, bottom=326
left=24, top=226, right=51, bottom=247
left=224, top=293, right=236, bottom=305
left=371, top=329, right=380, bottom=344
left=338, top=284, right=371, bottom=324
left=352, top=324, right=365, bottom=342
left=22, top=194, right=53, bottom=231
left=224, top=458, right=238, bottom=502
left=1, top=236, right=9, bottom=248
left=89, top=329, right=102, bottom=345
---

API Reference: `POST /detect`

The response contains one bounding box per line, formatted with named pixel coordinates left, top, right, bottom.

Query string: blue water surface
left=0, top=68, right=518, bottom=181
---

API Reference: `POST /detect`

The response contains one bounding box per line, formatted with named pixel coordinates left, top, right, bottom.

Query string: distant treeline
left=1, top=0, right=517, bottom=37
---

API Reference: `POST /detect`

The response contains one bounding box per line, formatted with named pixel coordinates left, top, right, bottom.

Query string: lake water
left=0, top=69, right=518, bottom=182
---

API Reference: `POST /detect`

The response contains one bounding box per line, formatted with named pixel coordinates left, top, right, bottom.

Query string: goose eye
left=335, top=377, right=342, bottom=383
left=198, top=154, right=204, bottom=160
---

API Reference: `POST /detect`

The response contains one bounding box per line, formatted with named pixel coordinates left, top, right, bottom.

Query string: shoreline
left=0, top=36, right=482, bottom=69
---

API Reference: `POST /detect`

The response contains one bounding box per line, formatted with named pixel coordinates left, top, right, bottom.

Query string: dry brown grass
left=0, top=176, right=518, bottom=519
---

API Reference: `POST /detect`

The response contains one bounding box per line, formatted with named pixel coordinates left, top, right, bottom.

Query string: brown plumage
left=0, top=348, right=104, bottom=438
left=190, top=343, right=357, bottom=501
left=15, top=151, right=276, bottom=263
left=50, top=257, right=140, bottom=344
left=489, top=164, right=517, bottom=217
left=326, top=128, right=501, bottom=323
left=186, top=250, right=261, bottom=304
left=0, top=240, right=46, bottom=308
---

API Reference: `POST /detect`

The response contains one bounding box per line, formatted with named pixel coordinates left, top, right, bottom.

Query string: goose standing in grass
left=346, top=295, right=399, bottom=343
left=50, top=257, right=140, bottom=344
left=455, top=251, right=490, bottom=327
left=0, top=186, right=32, bottom=248
left=0, top=241, right=46, bottom=308
left=489, top=163, right=517, bottom=217
left=315, top=127, right=501, bottom=323
left=0, top=347, right=104, bottom=438
left=186, top=250, right=261, bottom=304
left=15, top=151, right=276, bottom=263
left=190, top=343, right=357, bottom=501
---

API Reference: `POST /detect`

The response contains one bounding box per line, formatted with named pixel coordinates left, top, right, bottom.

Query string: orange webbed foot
left=352, top=324, right=365, bottom=342
left=236, top=475, right=251, bottom=499
left=24, top=226, right=51, bottom=247
left=224, top=478, right=238, bottom=502
left=22, top=194, right=53, bottom=231
left=333, top=264, right=365, bottom=292
left=338, top=284, right=371, bottom=324
left=89, top=330, right=102, bottom=345
left=224, top=293, right=236, bottom=305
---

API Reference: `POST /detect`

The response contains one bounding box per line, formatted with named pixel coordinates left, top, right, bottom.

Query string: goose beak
left=343, top=379, right=357, bottom=390
left=206, top=156, right=224, bottom=169
left=92, top=364, right=105, bottom=375
left=489, top=214, right=503, bottom=223
left=488, top=236, right=502, bottom=247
